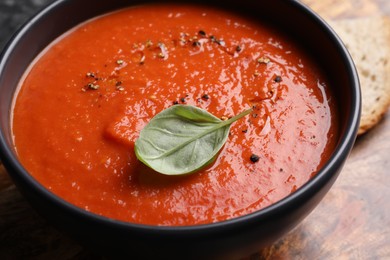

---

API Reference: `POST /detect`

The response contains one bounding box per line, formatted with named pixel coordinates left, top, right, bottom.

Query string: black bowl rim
left=0, top=0, right=361, bottom=234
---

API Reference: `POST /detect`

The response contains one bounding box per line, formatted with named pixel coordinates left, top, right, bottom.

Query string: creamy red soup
left=12, top=4, right=338, bottom=226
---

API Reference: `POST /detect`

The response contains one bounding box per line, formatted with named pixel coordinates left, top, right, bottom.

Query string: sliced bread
left=329, top=16, right=390, bottom=135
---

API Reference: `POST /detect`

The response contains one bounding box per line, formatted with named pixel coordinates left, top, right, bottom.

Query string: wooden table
left=1, top=0, right=390, bottom=259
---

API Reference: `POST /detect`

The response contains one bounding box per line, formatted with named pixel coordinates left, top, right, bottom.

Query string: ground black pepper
left=192, top=41, right=201, bottom=47
left=250, top=154, right=260, bottom=163
left=87, top=83, right=99, bottom=90
left=274, top=75, right=282, bottom=82
left=86, top=72, right=96, bottom=78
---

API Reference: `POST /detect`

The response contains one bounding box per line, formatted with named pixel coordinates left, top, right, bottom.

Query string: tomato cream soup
left=13, top=4, right=338, bottom=226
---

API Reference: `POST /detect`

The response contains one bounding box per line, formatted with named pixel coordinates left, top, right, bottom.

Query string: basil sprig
left=135, top=105, right=251, bottom=175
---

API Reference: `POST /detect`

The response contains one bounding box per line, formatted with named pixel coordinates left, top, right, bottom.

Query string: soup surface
left=13, top=4, right=338, bottom=226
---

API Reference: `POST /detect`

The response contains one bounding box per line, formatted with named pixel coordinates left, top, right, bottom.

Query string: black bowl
left=0, top=0, right=360, bottom=258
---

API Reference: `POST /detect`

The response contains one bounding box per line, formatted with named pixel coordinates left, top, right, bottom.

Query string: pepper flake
left=250, top=154, right=260, bottom=163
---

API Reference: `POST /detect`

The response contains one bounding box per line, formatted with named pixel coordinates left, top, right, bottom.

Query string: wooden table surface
left=1, top=0, right=390, bottom=259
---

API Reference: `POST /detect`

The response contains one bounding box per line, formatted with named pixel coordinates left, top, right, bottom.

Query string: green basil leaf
left=134, top=105, right=251, bottom=176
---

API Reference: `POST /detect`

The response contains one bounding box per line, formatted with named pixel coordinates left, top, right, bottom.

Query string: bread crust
left=329, top=16, right=390, bottom=135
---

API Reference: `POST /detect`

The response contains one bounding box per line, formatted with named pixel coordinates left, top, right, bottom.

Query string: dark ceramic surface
left=0, top=0, right=360, bottom=258
left=0, top=0, right=54, bottom=51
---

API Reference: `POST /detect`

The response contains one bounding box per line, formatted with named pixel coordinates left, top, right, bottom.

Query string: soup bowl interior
left=0, top=0, right=360, bottom=258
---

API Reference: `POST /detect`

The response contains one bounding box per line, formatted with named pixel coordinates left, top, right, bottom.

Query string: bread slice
left=329, top=16, right=390, bottom=135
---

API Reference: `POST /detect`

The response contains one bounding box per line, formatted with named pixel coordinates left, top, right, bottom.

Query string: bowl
left=0, top=0, right=360, bottom=258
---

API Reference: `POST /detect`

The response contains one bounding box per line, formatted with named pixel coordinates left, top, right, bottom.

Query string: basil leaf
left=134, top=105, right=251, bottom=176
